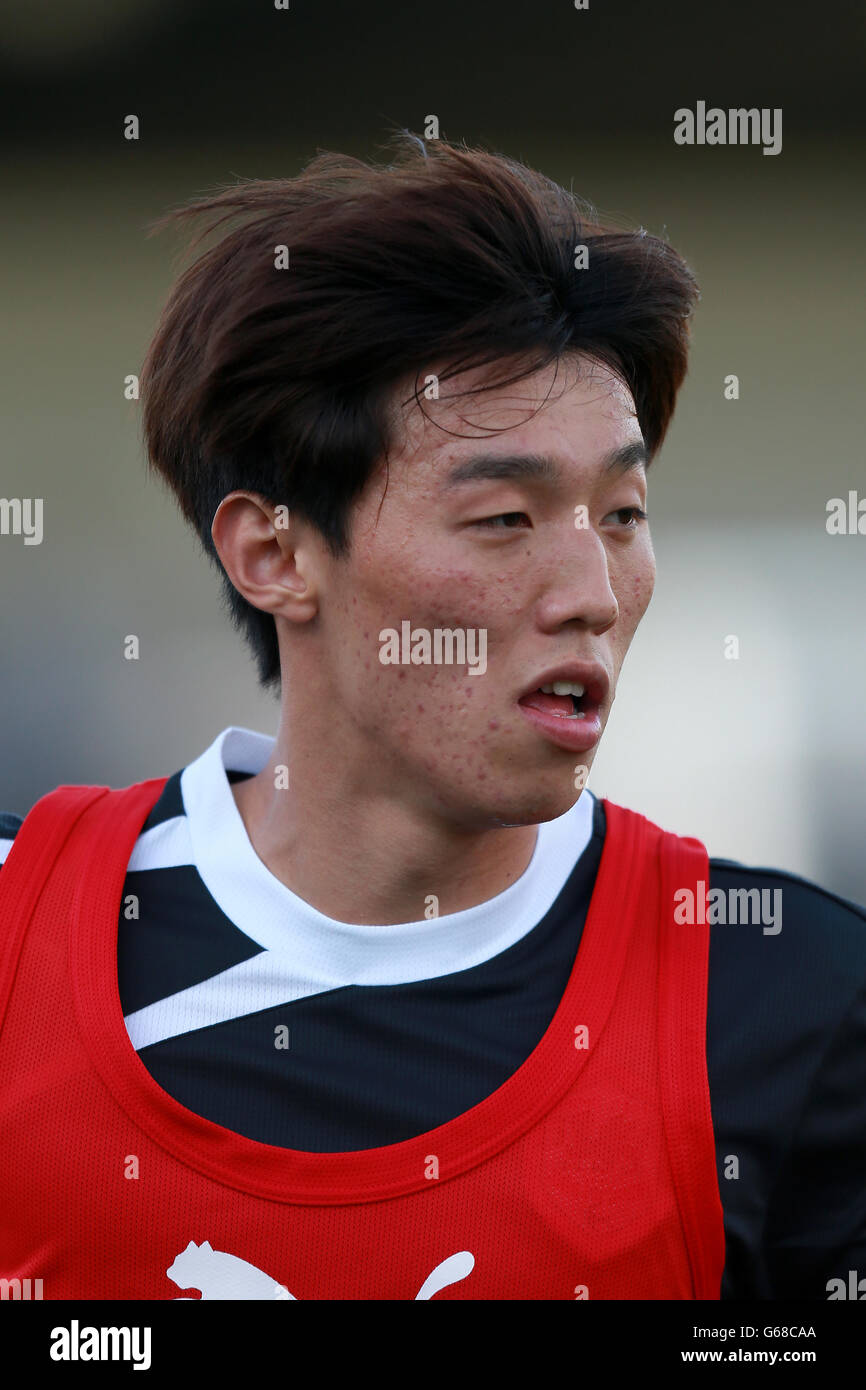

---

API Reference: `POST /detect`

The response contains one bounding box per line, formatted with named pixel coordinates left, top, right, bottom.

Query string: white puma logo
left=167, top=1242, right=289, bottom=1300
left=167, top=1240, right=474, bottom=1300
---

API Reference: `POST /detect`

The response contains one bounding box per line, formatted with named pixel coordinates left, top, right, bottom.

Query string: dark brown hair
left=140, top=131, right=699, bottom=692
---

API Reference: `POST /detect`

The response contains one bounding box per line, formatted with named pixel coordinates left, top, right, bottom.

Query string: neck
left=230, top=718, right=538, bottom=926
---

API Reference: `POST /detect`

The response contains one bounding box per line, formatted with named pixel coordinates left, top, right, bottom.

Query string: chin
left=483, top=786, right=585, bottom=830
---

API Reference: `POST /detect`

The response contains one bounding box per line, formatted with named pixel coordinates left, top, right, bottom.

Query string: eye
left=473, top=512, right=531, bottom=530
left=604, top=506, right=648, bottom=529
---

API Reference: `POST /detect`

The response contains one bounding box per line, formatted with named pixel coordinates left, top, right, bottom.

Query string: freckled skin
left=214, top=352, right=655, bottom=922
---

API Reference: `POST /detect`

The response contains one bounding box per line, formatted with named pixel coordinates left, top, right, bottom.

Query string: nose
left=533, top=528, right=619, bottom=635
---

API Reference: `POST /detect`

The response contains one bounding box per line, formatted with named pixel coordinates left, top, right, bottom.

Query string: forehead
left=386, top=354, right=642, bottom=490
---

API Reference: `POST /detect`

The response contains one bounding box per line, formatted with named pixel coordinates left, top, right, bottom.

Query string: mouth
left=519, top=681, right=591, bottom=720
left=516, top=665, right=609, bottom=752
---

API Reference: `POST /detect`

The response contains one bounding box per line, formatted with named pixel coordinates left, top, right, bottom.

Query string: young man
left=1, top=135, right=864, bottom=1302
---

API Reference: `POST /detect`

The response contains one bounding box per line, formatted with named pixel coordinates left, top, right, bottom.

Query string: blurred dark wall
left=2, top=0, right=864, bottom=150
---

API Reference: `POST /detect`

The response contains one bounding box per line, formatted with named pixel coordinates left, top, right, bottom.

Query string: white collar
left=178, top=725, right=595, bottom=984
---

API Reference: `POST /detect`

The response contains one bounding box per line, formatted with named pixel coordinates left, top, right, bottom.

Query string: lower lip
left=517, top=700, right=603, bottom=752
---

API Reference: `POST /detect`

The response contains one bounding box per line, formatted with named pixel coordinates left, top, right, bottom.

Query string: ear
left=211, top=492, right=321, bottom=627
left=202, top=1241, right=213, bottom=1252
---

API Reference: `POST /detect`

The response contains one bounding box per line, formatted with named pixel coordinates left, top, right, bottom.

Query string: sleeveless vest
left=0, top=780, right=725, bottom=1299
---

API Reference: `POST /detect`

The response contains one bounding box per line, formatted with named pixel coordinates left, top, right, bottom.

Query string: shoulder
left=709, top=856, right=866, bottom=961
left=607, top=798, right=866, bottom=994
left=0, top=772, right=177, bottom=874
left=704, top=856, right=866, bottom=1075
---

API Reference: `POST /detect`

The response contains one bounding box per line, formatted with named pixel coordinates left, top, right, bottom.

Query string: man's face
left=306, top=353, right=655, bottom=828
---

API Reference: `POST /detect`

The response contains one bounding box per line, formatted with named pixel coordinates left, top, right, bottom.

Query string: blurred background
left=1, top=0, right=864, bottom=900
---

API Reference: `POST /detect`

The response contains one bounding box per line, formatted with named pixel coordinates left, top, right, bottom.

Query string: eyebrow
left=443, top=439, right=648, bottom=488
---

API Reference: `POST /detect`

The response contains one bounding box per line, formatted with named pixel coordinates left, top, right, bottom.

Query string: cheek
left=633, top=565, right=655, bottom=618
left=357, top=544, right=511, bottom=628
left=332, top=557, right=499, bottom=711
left=616, top=550, right=655, bottom=631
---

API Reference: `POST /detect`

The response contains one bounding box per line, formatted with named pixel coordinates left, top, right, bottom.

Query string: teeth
left=539, top=681, right=586, bottom=697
